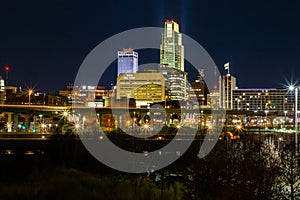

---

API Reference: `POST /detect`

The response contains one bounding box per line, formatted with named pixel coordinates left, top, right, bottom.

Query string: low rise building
left=116, top=72, right=167, bottom=107
left=232, top=88, right=295, bottom=112
left=59, top=85, right=110, bottom=107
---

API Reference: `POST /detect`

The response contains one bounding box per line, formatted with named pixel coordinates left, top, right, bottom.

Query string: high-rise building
left=160, top=20, right=184, bottom=71
left=159, top=65, right=187, bottom=101
left=219, top=74, right=237, bottom=109
left=0, top=77, right=4, bottom=104
left=207, top=91, right=220, bottom=109
left=160, top=20, right=187, bottom=100
left=117, top=48, right=138, bottom=76
left=189, top=69, right=209, bottom=106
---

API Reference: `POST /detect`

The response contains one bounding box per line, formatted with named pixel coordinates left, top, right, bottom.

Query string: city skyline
left=1, top=1, right=300, bottom=198
left=0, top=0, right=299, bottom=92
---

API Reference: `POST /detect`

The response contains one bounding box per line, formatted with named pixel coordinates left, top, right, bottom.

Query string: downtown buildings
left=116, top=20, right=189, bottom=107
left=116, top=20, right=188, bottom=106
left=2, top=19, right=295, bottom=112
left=217, top=63, right=298, bottom=113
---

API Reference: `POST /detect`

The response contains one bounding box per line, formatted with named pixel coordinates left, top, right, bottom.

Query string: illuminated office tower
left=160, top=65, right=187, bottom=101
left=160, top=20, right=187, bottom=100
left=189, top=69, right=209, bottom=106
left=219, top=74, right=237, bottom=110
left=117, top=48, right=138, bottom=76
left=160, top=20, right=184, bottom=71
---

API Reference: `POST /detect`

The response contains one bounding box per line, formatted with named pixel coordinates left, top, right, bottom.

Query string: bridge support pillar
left=118, top=115, right=122, bottom=129
left=24, top=115, right=31, bottom=131
left=6, top=112, right=13, bottom=132
left=7, top=112, right=12, bottom=123
left=96, top=113, right=101, bottom=126
left=166, top=112, right=171, bottom=127
left=13, top=113, right=18, bottom=132
left=33, top=116, right=37, bottom=133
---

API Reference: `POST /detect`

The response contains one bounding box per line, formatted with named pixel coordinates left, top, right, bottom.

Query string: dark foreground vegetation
left=0, top=133, right=299, bottom=200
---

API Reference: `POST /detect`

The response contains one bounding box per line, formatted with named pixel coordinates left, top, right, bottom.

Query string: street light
left=265, top=110, right=269, bottom=127
left=288, top=84, right=298, bottom=155
left=28, top=89, right=33, bottom=106
left=284, top=110, right=288, bottom=128
left=278, top=137, right=283, bottom=150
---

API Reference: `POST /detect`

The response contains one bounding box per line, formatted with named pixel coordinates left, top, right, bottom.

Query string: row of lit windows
left=120, top=81, right=162, bottom=85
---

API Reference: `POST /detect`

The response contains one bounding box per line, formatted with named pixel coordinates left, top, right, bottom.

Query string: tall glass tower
left=160, top=20, right=184, bottom=71
left=160, top=20, right=187, bottom=100
left=117, top=48, right=138, bottom=76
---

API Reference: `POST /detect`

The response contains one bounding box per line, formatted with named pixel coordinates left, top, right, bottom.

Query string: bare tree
left=255, top=138, right=281, bottom=199
left=272, top=149, right=300, bottom=200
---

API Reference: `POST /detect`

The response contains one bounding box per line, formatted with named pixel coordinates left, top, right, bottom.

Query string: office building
left=59, top=85, right=110, bottom=107
left=160, top=20, right=187, bottom=100
left=207, top=91, right=220, bottom=109
left=116, top=72, right=167, bottom=107
left=160, top=20, right=184, bottom=71
left=219, top=74, right=237, bottom=109
left=232, top=88, right=296, bottom=112
left=159, top=65, right=187, bottom=101
left=0, top=77, right=4, bottom=104
left=117, top=48, right=138, bottom=76
left=189, top=69, right=209, bottom=106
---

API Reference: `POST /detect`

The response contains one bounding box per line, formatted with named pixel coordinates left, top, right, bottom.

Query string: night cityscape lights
left=0, top=17, right=300, bottom=200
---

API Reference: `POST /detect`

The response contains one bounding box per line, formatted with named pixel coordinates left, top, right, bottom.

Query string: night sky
left=0, top=0, right=300, bottom=92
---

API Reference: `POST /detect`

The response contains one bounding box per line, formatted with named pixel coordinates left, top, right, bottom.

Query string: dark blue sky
left=0, top=0, right=299, bottom=92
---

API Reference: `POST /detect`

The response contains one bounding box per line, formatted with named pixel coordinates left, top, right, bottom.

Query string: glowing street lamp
left=264, top=110, right=269, bottom=126
left=284, top=110, right=288, bottom=128
left=28, top=89, right=34, bottom=106
left=63, top=111, right=69, bottom=119
left=278, top=137, right=283, bottom=149
left=288, top=84, right=298, bottom=155
left=288, top=85, right=295, bottom=91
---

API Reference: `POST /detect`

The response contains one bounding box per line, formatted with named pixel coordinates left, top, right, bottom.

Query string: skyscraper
left=160, top=20, right=184, bottom=71
left=160, top=65, right=187, bottom=101
left=219, top=74, right=237, bottom=110
left=160, top=20, right=187, bottom=100
left=117, top=48, right=138, bottom=76
left=189, top=69, right=209, bottom=106
left=0, top=76, right=4, bottom=104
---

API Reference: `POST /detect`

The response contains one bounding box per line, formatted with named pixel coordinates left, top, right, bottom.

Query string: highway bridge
left=0, top=104, right=293, bottom=134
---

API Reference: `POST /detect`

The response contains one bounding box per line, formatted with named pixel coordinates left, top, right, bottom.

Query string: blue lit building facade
left=117, top=48, right=138, bottom=76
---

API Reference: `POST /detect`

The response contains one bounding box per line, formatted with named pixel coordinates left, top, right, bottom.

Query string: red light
left=4, top=66, right=10, bottom=72
left=166, top=19, right=176, bottom=23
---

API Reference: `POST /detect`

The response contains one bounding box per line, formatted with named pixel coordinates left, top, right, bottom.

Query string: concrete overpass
left=0, top=104, right=292, bottom=133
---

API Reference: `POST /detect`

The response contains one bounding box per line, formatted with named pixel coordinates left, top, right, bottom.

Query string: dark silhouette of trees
left=272, top=149, right=300, bottom=200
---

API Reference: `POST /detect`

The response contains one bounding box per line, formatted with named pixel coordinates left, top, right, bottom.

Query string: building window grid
left=233, top=89, right=296, bottom=112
